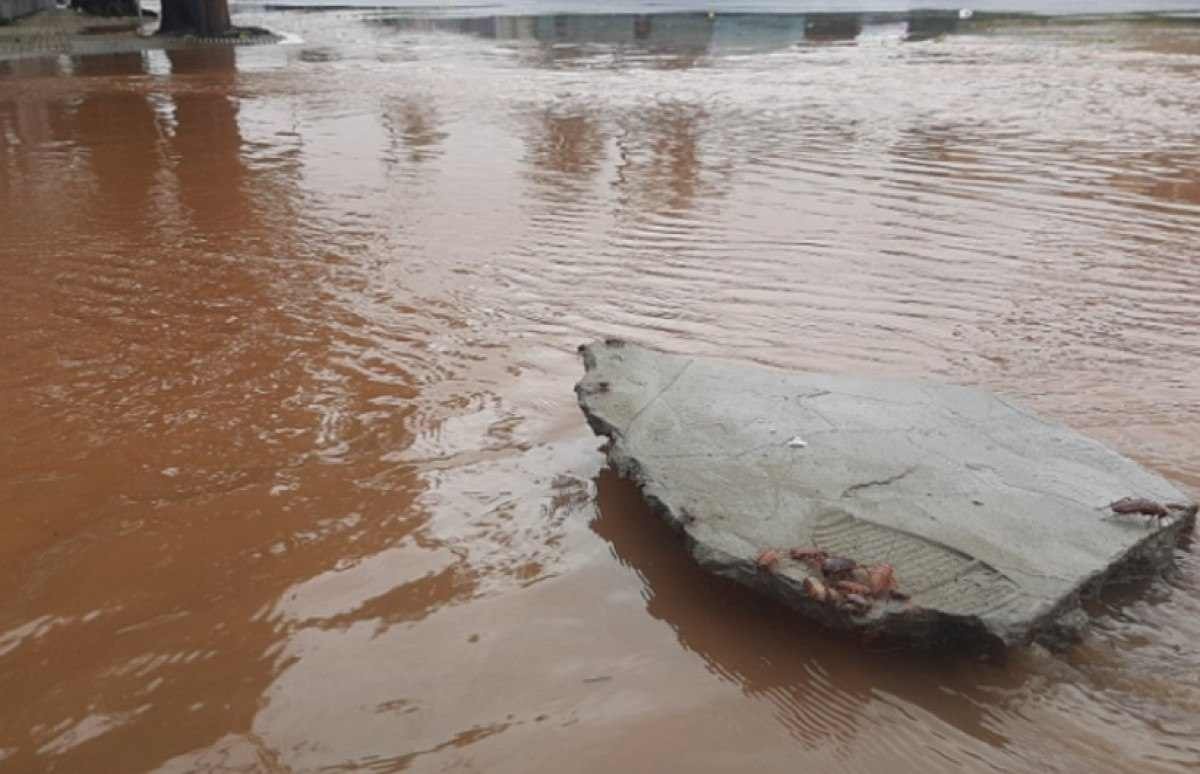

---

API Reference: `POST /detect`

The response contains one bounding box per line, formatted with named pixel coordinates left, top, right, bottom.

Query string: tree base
left=155, top=24, right=272, bottom=39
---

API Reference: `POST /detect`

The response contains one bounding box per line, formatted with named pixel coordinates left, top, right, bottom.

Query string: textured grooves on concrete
left=811, top=510, right=1025, bottom=620
left=576, top=339, right=1198, bottom=651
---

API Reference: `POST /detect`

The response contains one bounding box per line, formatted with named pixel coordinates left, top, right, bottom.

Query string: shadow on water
left=588, top=469, right=1028, bottom=754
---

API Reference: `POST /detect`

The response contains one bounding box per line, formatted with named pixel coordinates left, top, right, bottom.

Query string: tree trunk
left=158, top=0, right=231, bottom=36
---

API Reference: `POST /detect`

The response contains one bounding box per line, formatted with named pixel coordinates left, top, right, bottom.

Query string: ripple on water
left=0, top=9, right=1198, bottom=774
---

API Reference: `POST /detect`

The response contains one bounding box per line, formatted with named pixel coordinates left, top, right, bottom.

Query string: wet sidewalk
left=0, top=8, right=275, bottom=60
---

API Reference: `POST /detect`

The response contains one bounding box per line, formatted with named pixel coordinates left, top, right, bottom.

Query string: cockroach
left=756, top=548, right=781, bottom=571
left=1110, top=497, right=1168, bottom=519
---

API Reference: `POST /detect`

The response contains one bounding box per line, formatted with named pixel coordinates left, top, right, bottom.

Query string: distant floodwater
left=229, top=0, right=1200, bottom=16
left=5, top=5, right=1200, bottom=774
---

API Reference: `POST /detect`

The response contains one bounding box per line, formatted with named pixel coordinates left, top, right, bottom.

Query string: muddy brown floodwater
left=2, top=9, right=1200, bottom=773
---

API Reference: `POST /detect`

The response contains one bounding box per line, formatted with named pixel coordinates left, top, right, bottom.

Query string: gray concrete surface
left=576, top=339, right=1197, bottom=650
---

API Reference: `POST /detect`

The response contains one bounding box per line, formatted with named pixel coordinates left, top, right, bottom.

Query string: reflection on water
left=2, top=9, right=1200, bottom=773
left=371, top=10, right=965, bottom=61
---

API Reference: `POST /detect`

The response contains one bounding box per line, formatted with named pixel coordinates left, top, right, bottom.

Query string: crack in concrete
left=622, top=359, right=693, bottom=435
left=841, top=466, right=917, bottom=498
left=991, top=562, right=1073, bottom=584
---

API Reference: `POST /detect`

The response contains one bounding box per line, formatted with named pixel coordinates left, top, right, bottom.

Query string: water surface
left=2, top=9, right=1199, bottom=773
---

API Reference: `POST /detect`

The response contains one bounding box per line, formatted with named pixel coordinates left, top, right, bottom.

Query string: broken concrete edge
left=1036, top=509, right=1194, bottom=648
left=575, top=339, right=1197, bottom=654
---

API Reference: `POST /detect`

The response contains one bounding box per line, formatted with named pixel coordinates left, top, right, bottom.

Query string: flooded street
left=2, top=7, right=1200, bottom=772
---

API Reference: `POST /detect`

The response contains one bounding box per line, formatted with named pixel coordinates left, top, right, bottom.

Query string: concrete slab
left=576, top=339, right=1196, bottom=650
